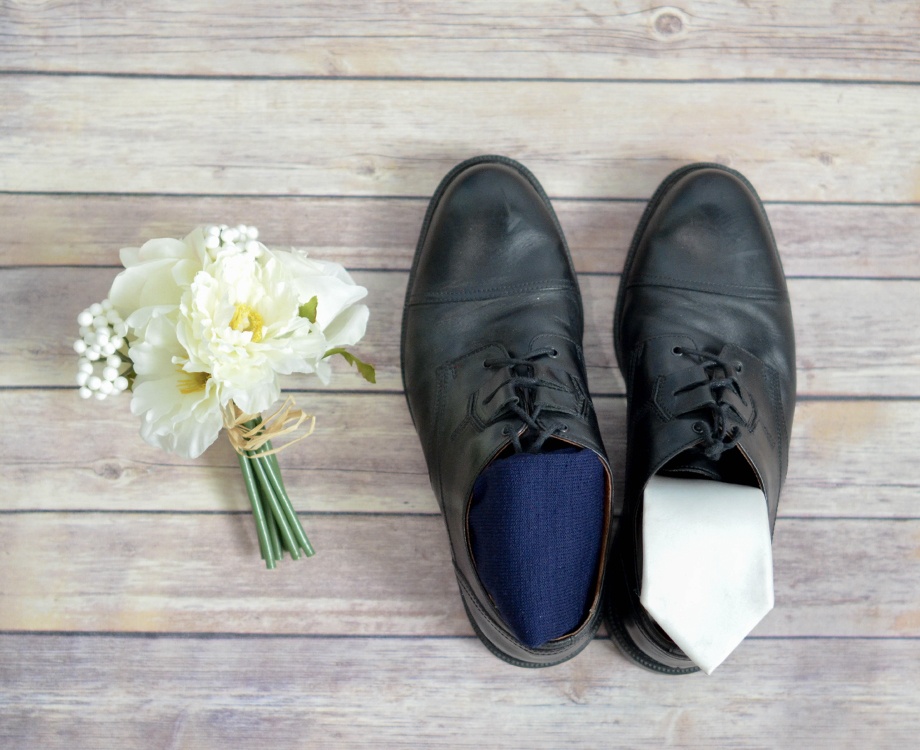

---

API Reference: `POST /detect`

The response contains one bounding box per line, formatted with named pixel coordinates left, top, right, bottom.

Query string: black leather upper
left=608, top=163, right=796, bottom=673
left=401, top=155, right=612, bottom=667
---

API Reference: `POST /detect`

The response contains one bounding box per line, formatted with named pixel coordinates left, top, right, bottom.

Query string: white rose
left=276, top=250, right=370, bottom=383
left=108, top=229, right=208, bottom=331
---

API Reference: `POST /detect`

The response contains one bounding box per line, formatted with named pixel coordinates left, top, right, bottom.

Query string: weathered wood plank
left=4, top=193, right=919, bottom=278
left=0, top=514, right=917, bottom=638
left=3, top=0, right=919, bottom=82
left=0, top=635, right=917, bottom=749
left=4, top=392, right=920, bottom=519
left=4, top=77, right=920, bottom=202
left=4, top=390, right=435, bottom=514
left=2, top=4, right=915, bottom=745
left=4, top=268, right=919, bottom=396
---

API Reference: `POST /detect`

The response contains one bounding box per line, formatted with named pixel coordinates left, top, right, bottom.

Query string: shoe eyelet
left=482, top=360, right=490, bottom=369
left=734, top=361, right=743, bottom=373
left=501, top=425, right=512, bottom=436
left=672, top=346, right=683, bottom=356
left=692, top=421, right=705, bottom=434
left=549, top=348, right=559, bottom=358
left=559, top=424, right=569, bottom=433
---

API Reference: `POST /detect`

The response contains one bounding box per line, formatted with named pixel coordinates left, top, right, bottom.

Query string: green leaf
left=324, top=347, right=377, bottom=384
left=298, top=296, right=318, bottom=324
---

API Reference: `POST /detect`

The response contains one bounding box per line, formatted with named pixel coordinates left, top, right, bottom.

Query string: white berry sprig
left=73, top=299, right=133, bottom=400
left=203, top=223, right=261, bottom=253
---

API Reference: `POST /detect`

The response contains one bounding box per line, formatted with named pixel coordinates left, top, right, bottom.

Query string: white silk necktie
left=639, top=475, right=774, bottom=674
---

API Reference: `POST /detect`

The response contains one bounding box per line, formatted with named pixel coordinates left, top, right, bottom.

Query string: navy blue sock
left=468, top=448, right=605, bottom=649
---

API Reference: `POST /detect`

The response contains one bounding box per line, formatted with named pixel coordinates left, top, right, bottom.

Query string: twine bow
left=223, top=396, right=315, bottom=457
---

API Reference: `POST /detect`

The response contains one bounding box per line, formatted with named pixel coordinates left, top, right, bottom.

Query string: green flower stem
left=250, top=454, right=301, bottom=560
left=238, top=452, right=275, bottom=569
left=257, top=444, right=315, bottom=557
left=264, top=494, right=283, bottom=562
left=237, top=416, right=315, bottom=566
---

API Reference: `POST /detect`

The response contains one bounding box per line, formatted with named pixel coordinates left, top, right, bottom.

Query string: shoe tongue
left=660, top=451, right=726, bottom=482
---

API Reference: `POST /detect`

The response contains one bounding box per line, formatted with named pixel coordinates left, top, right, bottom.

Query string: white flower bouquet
left=74, top=225, right=374, bottom=568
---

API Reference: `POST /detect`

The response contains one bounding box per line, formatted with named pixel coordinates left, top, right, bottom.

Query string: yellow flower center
left=230, top=303, right=264, bottom=343
left=177, top=369, right=210, bottom=395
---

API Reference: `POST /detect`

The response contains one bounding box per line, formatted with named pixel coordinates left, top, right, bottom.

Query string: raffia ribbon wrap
left=223, top=396, right=316, bottom=457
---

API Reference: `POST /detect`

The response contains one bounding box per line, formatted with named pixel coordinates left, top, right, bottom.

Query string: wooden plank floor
left=2, top=2, right=919, bottom=747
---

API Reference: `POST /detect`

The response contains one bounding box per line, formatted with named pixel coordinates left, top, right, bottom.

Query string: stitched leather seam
left=568, top=371, right=589, bottom=418
left=759, top=404, right=776, bottom=448
left=432, top=363, right=455, bottom=512
left=408, top=280, right=576, bottom=305
left=451, top=407, right=477, bottom=441
left=652, top=375, right=674, bottom=421
left=628, top=275, right=781, bottom=300
left=768, top=365, right=787, bottom=482
left=630, top=273, right=777, bottom=292
left=748, top=354, right=778, bottom=451
left=746, top=400, right=759, bottom=434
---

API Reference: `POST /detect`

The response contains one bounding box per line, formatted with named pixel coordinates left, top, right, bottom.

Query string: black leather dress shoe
left=607, top=163, right=796, bottom=674
left=401, top=155, right=612, bottom=667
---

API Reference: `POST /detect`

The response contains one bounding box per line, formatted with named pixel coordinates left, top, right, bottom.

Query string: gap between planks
left=2, top=194, right=919, bottom=277
left=3, top=268, right=918, bottom=396
left=1, top=636, right=917, bottom=747
left=0, top=513, right=918, bottom=638
left=2, top=391, right=918, bottom=518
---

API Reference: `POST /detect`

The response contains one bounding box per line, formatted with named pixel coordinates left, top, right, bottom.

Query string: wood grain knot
left=651, top=7, right=689, bottom=40
left=94, top=461, right=124, bottom=481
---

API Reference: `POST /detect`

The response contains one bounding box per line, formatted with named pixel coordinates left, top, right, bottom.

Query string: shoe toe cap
left=634, top=167, right=786, bottom=294
left=410, top=161, right=573, bottom=300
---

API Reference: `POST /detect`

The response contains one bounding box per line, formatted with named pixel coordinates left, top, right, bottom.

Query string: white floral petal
left=226, top=377, right=280, bottom=414
left=279, top=251, right=356, bottom=286
left=313, top=359, right=332, bottom=385
left=297, top=276, right=368, bottom=329
left=118, top=246, right=142, bottom=268
left=169, top=405, right=224, bottom=460
left=138, top=237, right=198, bottom=262
left=323, top=304, right=370, bottom=349
left=131, top=378, right=183, bottom=422
left=138, top=418, right=177, bottom=454
left=133, top=375, right=223, bottom=458
left=123, top=305, right=176, bottom=337
left=110, top=261, right=186, bottom=321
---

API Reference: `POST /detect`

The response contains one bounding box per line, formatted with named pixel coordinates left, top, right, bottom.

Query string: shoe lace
left=671, top=346, right=747, bottom=460
left=482, top=346, right=572, bottom=454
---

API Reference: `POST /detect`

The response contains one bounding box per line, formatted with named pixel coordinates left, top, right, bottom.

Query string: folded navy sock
left=468, top=448, right=605, bottom=649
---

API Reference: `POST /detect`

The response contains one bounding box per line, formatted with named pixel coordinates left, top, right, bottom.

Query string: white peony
left=108, top=225, right=370, bottom=459
left=178, top=246, right=315, bottom=414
